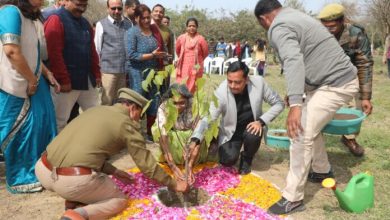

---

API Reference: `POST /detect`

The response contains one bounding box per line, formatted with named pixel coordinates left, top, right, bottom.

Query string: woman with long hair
left=253, top=38, right=267, bottom=76
left=126, top=4, right=166, bottom=140
left=0, top=0, right=60, bottom=193
left=175, top=17, right=208, bottom=93
left=152, top=84, right=215, bottom=183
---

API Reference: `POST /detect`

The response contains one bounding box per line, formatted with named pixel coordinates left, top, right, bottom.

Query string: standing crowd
left=207, top=37, right=268, bottom=76
left=0, top=0, right=383, bottom=219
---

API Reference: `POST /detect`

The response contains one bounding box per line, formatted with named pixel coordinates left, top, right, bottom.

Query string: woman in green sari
left=152, top=84, right=214, bottom=184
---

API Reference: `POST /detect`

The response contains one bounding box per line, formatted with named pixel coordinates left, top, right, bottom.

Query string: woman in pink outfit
left=175, top=18, right=208, bottom=93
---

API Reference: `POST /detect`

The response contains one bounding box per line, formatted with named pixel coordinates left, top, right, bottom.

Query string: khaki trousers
left=51, top=79, right=98, bottom=132
left=283, top=78, right=359, bottom=202
left=101, top=73, right=127, bottom=106
left=35, top=159, right=127, bottom=220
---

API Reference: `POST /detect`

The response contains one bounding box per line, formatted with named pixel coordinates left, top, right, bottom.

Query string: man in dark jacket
left=318, top=3, right=373, bottom=157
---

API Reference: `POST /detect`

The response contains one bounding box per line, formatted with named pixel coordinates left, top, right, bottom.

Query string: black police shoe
left=308, top=170, right=334, bottom=183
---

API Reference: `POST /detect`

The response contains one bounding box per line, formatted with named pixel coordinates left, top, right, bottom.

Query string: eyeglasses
left=110, top=7, right=123, bottom=11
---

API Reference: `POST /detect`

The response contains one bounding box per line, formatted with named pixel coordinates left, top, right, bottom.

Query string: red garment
left=175, top=33, right=208, bottom=93
left=150, top=24, right=164, bottom=70
left=234, top=42, right=241, bottom=58
left=44, top=15, right=101, bottom=86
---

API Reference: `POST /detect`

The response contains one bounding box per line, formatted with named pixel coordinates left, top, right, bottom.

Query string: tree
left=365, top=0, right=390, bottom=34
left=231, top=10, right=266, bottom=43
left=166, top=7, right=266, bottom=44
left=283, top=0, right=306, bottom=13
left=41, top=0, right=106, bottom=24
left=339, top=0, right=360, bottom=21
left=84, top=0, right=106, bottom=24
left=364, top=0, right=390, bottom=49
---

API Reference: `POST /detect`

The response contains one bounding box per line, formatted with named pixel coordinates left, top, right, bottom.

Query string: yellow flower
left=158, top=162, right=217, bottom=176
left=128, top=167, right=140, bottom=173
left=220, top=174, right=281, bottom=209
left=116, top=163, right=282, bottom=219
left=186, top=209, right=202, bottom=220
left=110, top=199, right=151, bottom=219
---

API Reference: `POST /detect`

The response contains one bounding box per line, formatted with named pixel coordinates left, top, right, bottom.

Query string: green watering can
left=322, top=173, right=374, bottom=213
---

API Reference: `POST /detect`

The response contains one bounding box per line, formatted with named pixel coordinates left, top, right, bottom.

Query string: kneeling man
left=35, top=88, right=188, bottom=220
left=196, top=61, right=284, bottom=174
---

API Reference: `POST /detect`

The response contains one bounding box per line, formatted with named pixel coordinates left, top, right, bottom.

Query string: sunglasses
left=110, top=7, right=123, bottom=11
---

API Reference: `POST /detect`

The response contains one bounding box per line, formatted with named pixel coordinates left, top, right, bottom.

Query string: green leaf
left=158, top=70, right=169, bottom=79
left=192, top=96, right=199, bottom=121
left=210, top=117, right=221, bottom=138
left=171, top=88, right=181, bottom=100
left=212, top=93, right=219, bottom=108
left=204, top=129, right=213, bottom=146
left=151, top=123, right=161, bottom=142
left=141, top=69, right=155, bottom=92
left=146, top=69, right=155, bottom=81
left=142, top=81, right=149, bottom=92
left=195, top=77, right=206, bottom=91
left=202, top=116, right=220, bottom=146
left=199, top=101, right=210, bottom=117
left=154, top=74, right=164, bottom=86
left=142, top=100, right=152, bottom=115
left=170, top=67, right=176, bottom=77
left=165, top=64, right=174, bottom=74
left=164, top=100, right=178, bottom=132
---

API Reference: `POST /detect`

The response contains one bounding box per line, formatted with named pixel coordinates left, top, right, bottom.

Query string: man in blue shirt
left=216, top=37, right=227, bottom=58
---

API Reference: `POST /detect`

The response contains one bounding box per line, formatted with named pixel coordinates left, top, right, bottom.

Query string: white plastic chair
left=203, top=56, right=213, bottom=74
left=242, top=57, right=253, bottom=66
left=210, top=57, right=225, bottom=75
left=247, top=60, right=258, bottom=75
left=222, top=57, right=239, bottom=75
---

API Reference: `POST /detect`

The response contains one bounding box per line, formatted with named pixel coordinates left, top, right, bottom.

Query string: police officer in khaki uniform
left=318, top=3, right=373, bottom=158
left=35, top=88, right=189, bottom=220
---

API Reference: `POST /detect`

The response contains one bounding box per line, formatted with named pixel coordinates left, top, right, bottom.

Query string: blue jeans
left=128, top=67, right=143, bottom=95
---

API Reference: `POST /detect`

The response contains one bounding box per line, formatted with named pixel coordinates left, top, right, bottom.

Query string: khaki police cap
left=117, top=88, right=148, bottom=108
left=318, top=3, right=345, bottom=21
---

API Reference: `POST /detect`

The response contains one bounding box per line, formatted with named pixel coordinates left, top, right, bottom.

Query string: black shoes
left=308, top=170, right=334, bottom=183
left=239, top=162, right=251, bottom=175
left=268, top=197, right=305, bottom=215
left=238, top=153, right=252, bottom=175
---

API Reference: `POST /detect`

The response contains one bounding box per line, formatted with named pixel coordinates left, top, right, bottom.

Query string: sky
left=141, top=0, right=333, bottom=15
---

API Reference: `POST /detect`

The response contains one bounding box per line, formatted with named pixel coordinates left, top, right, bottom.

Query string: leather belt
left=41, top=152, right=92, bottom=176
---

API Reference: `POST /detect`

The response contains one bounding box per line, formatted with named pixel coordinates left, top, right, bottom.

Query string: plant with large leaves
left=142, top=66, right=220, bottom=194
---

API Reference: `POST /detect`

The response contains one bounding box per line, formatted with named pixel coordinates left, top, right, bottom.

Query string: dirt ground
left=0, top=144, right=341, bottom=220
